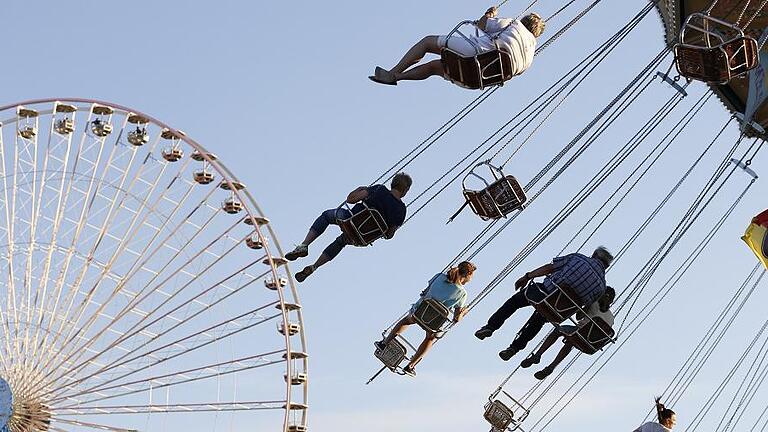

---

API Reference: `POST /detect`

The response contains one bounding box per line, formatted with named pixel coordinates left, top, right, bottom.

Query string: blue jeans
left=310, top=208, right=352, bottom=260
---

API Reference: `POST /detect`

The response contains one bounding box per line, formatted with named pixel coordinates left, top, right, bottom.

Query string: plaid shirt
left=542, top=253, right=606, bottom=306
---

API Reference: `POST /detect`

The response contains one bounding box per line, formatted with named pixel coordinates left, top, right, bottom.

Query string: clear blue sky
left=4, top=1, right=768, bottom=431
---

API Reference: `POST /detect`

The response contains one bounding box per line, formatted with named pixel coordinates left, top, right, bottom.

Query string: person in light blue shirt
left=378, top=261, right=477, bottom=376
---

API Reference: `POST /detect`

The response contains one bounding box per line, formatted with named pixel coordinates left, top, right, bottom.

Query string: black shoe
left=295, top=265, right=314, bottom=283
left=534, top=366, right=554, bottom=380
left=474, top=327, right=494, bottom=340
left=285, top=244, right=308, bottom=261
left=520, top=353, right=541, bottom=369
left=402, top=365, right=416, bottom=377
left=499, top=346, right=519, bottom=361
left=374, top=340, right=386, bottom=351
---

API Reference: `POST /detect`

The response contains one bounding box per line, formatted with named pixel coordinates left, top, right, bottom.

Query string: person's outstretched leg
left=394, top=60, right=444, bottom=82
left=404, top=332, right=437, bottom=375
left=476, top=290, right=529, bottom=339
left=390, top=36, right=441, bottom=75
left=521, top=329, right=560, bottom=368
left=499, top=311, right=548, bottom=361
left=295, top=235, right=347, bottom=282
left=535, top=343, right=574, bottom=380
left=287, top=208, right=349, bottom=261
left=383, top=316, right=416, bottom=345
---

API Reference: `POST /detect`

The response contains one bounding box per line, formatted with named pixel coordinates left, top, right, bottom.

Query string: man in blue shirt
left=285, top=172, right=412, bottom=283
left=474, top=247, right=613, bottom=361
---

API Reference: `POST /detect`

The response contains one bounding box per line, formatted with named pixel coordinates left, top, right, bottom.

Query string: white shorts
left=437, top=35, right=484, bottom=57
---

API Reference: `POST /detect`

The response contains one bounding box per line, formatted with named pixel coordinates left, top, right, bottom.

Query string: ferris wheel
left=0, top=98, right=308, bottom=432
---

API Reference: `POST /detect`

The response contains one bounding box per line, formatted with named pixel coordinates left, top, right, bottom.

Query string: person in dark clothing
left=474, top=246, right=613, bottom=361
left=285, top=172, right=412, bottom=283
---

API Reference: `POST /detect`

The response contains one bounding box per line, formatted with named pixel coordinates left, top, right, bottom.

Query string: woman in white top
left=369, top=7, right=545, bottom=86
left=635, top=398, right=676, bottom=431
left=519, top=287, right=616, bottom=380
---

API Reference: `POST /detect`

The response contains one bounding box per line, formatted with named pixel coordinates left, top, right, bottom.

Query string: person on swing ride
left=285, top=172, right=412, bottom=283
left=474, top=246, right=613, bottom=361
left=376, top=261, right=477, bottom=377
left=519, top=287, right=616, bottom=380
left=634, top=398, right=677, bottom=432
left=369, top=6, right=545, bottom=86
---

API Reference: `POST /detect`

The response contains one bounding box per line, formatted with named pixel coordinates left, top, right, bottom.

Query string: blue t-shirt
left=413, top=273, right=468, bottom=312
left=352, top=184, right=406, bottom=228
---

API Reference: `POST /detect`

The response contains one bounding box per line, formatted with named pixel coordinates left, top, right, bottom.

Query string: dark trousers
left=309, top=208, right=351, bottom=260
left=486, top=284, right=548, bottom=351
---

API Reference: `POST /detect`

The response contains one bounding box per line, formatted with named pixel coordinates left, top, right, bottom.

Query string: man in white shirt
left=519, top=287, right=616, bottom=380
left=369, top=7, right=544, bottom=85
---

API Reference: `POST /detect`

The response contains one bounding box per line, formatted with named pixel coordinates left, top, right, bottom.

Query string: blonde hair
left=521, top=13, right=545, bottom=38
left=447, top=261, right=477, bottom=284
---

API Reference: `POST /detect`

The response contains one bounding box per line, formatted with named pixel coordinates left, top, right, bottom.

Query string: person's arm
left=476, top=6, right=497, bottom=31
left=346, top=186, right=369, bottom=204
left=514, top=263, right=557, bottom=290
left=453, top=306, right=468, bottom=323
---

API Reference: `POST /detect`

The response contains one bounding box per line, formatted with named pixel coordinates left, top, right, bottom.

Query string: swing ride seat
left=674, top=12, right=759, bottom=83
left=441, top=48, right=515, bottom=90
left=463, top=175, right=527, bottom=220
left=412, top=298, right=451, bottom=333
left=524, top=281, right=582, bottom=324
left=674, top=37, right=759, bottom=83
left=338, top=206, right=389, bottom=247
left=561, top=316, right=615, bottom=355
left=483, top=391, right=529, bottom=431
left=374, top=338, right=408, bottom=370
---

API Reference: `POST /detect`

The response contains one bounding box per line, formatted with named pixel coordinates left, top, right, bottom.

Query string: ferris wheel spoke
left=25, top=107, right=104, bottom=382
left=43, top=113, right=152, bottom=373
left=34, top=106, right=113, bottom=386
left=44, top=303, right=281, bottom=401
left=27, top=109, right=79, bottom=380
left=50, top=417, right=137, bottom=432
left=31, top=157, right=198, bottom=379
left=40, top=141, right=175, bottom=377
left=52, top=263, right=272, bottom=392
left=53, top=350, right=285, bottom=407
left=41, top=216, right=250, bottom=389
left=0, top=126, right=16, bottom=375
left=55, top=401, right=287, bottom=415
left=16, top=112, right=42, bottom=369
left=32, top=169, right=221, bottom=384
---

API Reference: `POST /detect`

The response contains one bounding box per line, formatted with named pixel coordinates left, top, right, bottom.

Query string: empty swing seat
left=412, top=298, right=450, bottom=333
left=464, top=175, right=527, bottom=220
left=442, top=48, right=515, bottom=90
left=675, top=37, right=758, bottom=83
left=562, top=316, right=615, bottom=355
left=338, top=207, right=388, bottom=247
left=674, top=12, right=760, bottom=83
left=483, top=392, right=529, bottom=431
left=374, top=338, right=407, bottom=370
left=525, top=282, right=582, bottom=324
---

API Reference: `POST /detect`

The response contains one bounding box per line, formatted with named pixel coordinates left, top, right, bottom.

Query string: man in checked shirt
left=474, top=246, right=613, bottom=361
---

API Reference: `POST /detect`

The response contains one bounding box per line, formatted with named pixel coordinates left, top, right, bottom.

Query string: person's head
left=592, top=246, right=614, bottom=269
left=655, top=397, right=676, bottom=429
left=447, top=261, right=477, bottom=285
left=391, top=172, right=413, bottom=197
left=521, top=13, right=546, bottom=38
left=598, top=286, right=616, bottom=312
